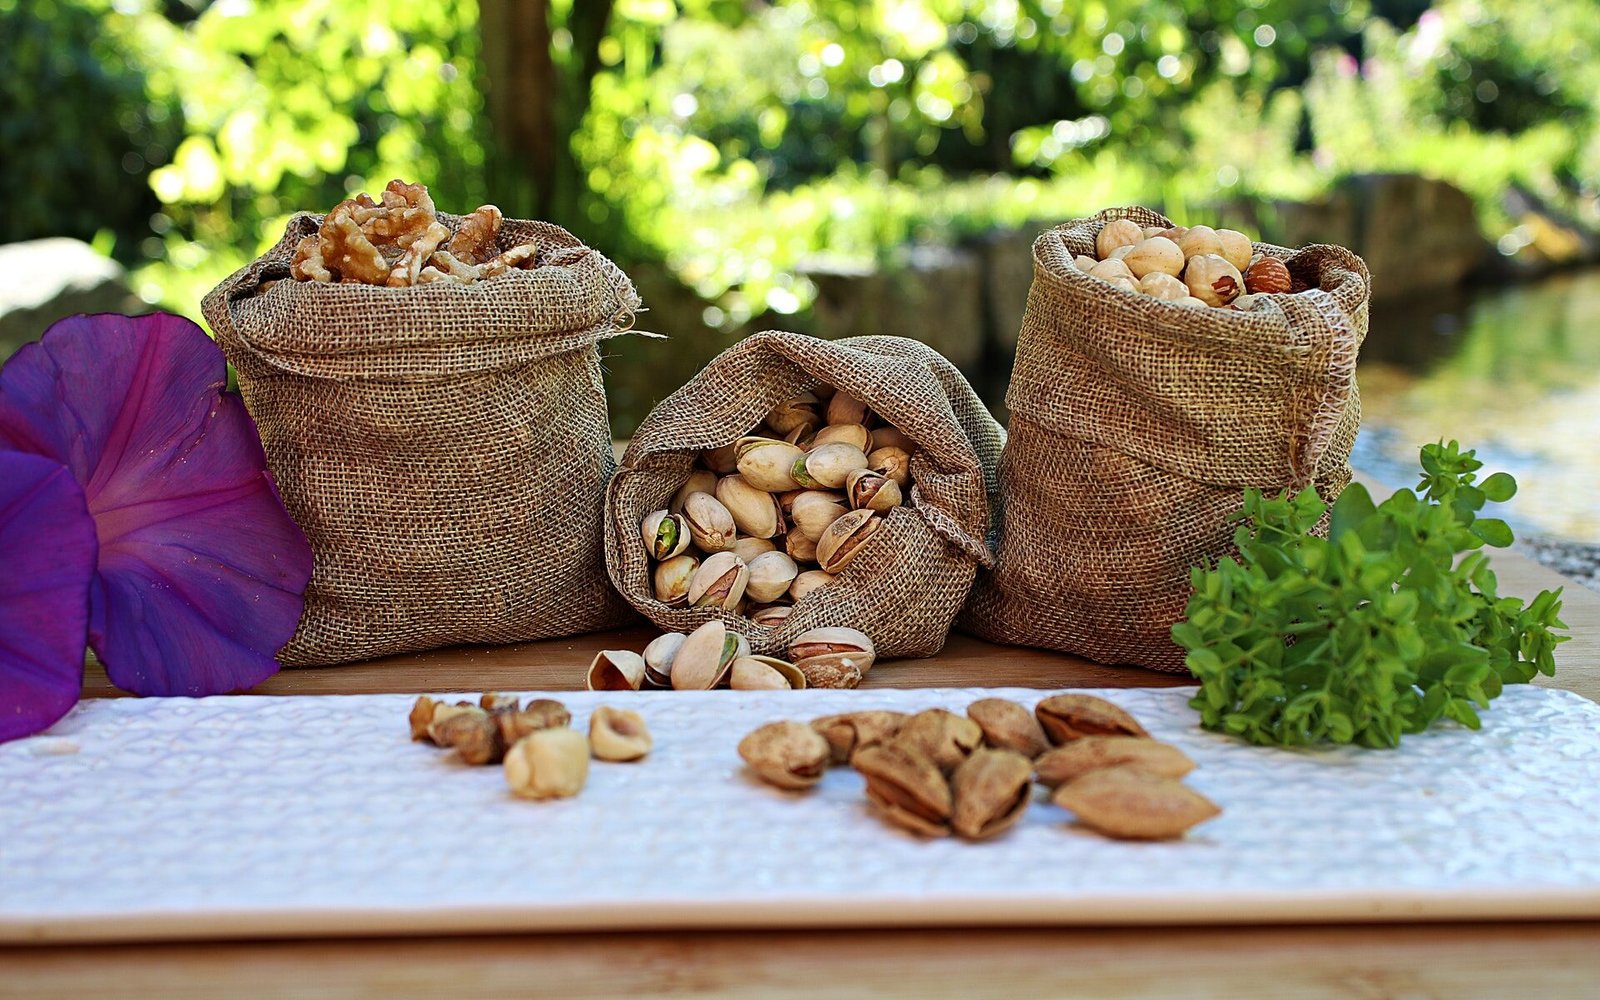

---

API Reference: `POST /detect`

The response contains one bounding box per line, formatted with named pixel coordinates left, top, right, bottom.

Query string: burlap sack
left=962, top=206, right=1368, bottom=672
left=606, top=332, right=1004, bottom=660
left=202, top=212, right=641, bottom=666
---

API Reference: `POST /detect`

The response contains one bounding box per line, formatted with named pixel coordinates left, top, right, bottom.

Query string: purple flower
left=0, top=313, right=313, bottom=735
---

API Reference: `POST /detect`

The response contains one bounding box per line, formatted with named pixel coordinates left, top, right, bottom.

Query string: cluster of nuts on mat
left=641, top=386, right=915, bottom=621
left=738, top=694, right=1220, bottom=841
left=1077, top=219, right=1304, bottom=309
left=409, top=693, right=651, bottom=800
left=589, top=620, right=876, bottom=692
left=289, top=179, right=534, bottom=286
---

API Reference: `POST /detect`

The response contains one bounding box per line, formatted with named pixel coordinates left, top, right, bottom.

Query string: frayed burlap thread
left=961, top=207, right=1368, bottom=672
left=606, top=332, right=1005, bottom=660
left=203, top=213, right=641, bottom=666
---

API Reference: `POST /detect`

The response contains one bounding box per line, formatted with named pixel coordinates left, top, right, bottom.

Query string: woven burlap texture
left=961, top=206, right=1369, bottom=672
left=202, top=212, right=641, bottom=667
left=606, top=332, right=1005, bottom=660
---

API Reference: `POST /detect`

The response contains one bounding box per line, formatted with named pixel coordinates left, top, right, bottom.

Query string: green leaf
left=1328, top=482, right=1375, bottom=541
left=1472, top=518, right=1515, bottom=548
left=1480, top=472, right=1517, bottom=503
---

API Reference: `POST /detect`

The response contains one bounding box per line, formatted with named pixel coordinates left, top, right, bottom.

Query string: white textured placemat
left=2, top=686, right=1599, bottom=942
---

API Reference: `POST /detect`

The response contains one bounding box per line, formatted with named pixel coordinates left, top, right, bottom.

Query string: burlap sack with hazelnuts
left=961, top=206, right=1370, bottom=672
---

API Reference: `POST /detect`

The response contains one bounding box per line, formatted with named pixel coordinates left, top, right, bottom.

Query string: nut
left=950, top=748, right=1033, bottom=841
left=825, top=393, right=868, bottom=426
left=480, top=692, right=521, bottom=712
left=749, top=603, right=794, bottom=628
left=671, top=619, right=740, bottom=690
left=1050, top=767, right=1220, bottom=840
left=765, top=393, right=820, bottom=438
left=703, top=442, right=740, bottom=475
left=868, top=425, right=915, bottom=453
left=846, top=467, right=902, bottom=512
left=1174, top=295, right=1211, bottom=309
left=788, top=568, right=836, bottom=602
left=1138, top=271, right=1189, bottom=301
left=895, top=709, right=983, bottom=773
left=1088, top=258, right=1135, bottom=284
left=1122, top=237, right=1185, bottom=279
left=1094, top=218, right=1144, bottom=259
left=681, top=492, right=737, bottom=552
left=687, top=550, right=749, bottom=610
left=811, top=710, right=908, bottom=763
left=790, top=490, right=848, bottom=541
left=738, top=720, right=831, bottom=790
left=735, top=437, right=805, bottom=493
left=431, top=709, right=505, bottom=765
left=1182, top=254, right=1243, bottom=307
left=853, top=741, right=951, bottom=837
left=504, top=728, right=590, bottom=800
left=1173, top=224, right=1223, bottom=259
left=745, top=550, right=800, bottom=603
left=1141, top=225, right=1166, bottom=239
left=731, top=536, right=777, bottom=563
left=588, top=706, right=652, bottom=762
left=1033, top=736, right=1195, bottom=789
left=1107, top=244, right=1135, bottom=261
left=447, top=204, right=502, bottom=264
left=495, top=699, right=571, bottom=744
left=586, top=649, right=647, bottom=692
left=785, top=527, right=819, bottom=563
left=793, top=651, right=870, bottom=689
left=867, top=446, right=911, bottom=489
left=671, top=470, right=718, bottom=513
left=641, top=509, right=690, bottom=560
left=789, top=626, right=875, bottom=662
left=652, top=554, right=698, bottom=605
left=1035, top=694, right=1151, bottom=744
left=642, top=632, right=685, bottom=688
left=815, top=508, right=881, bottom=573
left=716, top=475, right=785, bottom=539
left=1215, top=229, right=1253, bottom=271
left=966, top=698, right=1051, bottom=758
left=413, top=699, right=476, bottom=743
left=1244, top=256, right=1292, bottom=294
left=796, top=443, right=869, bottom=490
left=729, top=655, right=806, bottom=690
left=811, top=423, right=872, bottom=453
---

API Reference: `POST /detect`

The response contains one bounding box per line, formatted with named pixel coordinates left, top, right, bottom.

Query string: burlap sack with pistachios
left=606, top=332, right=1005, bottom=660
left=961, top=206, right=1369, bottom=672
left=203, top=213, right=640, bottom=666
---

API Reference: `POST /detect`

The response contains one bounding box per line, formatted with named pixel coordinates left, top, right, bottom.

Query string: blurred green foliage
left=1, top=0, right=1595, bottom=321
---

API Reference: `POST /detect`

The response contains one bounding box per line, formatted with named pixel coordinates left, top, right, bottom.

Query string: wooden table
left=7, top=547, right=1599, bottom=999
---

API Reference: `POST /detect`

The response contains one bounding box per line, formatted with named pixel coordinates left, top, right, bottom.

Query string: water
left=1353, top=270, right=1600, bottom=543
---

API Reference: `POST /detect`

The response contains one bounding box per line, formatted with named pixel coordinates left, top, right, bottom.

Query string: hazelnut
left=1094, top=218, right=1144, bottom=259
left=1244, top=256, right=1293, bottom=295
left=1215, top=229, right=1253, bottom=271
left=1182, top=254, right=1243, bottom=307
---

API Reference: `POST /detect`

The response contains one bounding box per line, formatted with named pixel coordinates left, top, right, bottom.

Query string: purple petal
left=0, top=313, right=313, bottom=696
left=0, top=451, right=96, bottom=741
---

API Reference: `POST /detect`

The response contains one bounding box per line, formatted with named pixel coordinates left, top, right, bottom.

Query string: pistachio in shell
left=811, top=710, right=908, bottom=764
left=793, top=651, right=870, bottom=689
left=789, top=626, right=875, bottom=662
left=735, top=437, right=805, bottom=493
left=671, top=619, right=740, bottom=690
left=785, top=527, right=820, bottom=563
left=845, top=467, right=902, bottom=513
left=765, top=393, right=821, bottom=438
left=870, top=425, right=916, bottom=453
left=586, top=649, right=647, bottom=692
left=812, top=422, right=872, bottom=453
left=795, top=443, right=869, bottom=490
left=732, top=536, right=777, bottom=563
left=1033, top=736, right=1195, bottom=788
left=414, top=699, right=476, bottom=743
left=682, top=491, right=737, bottom=553
left=749, top=603, right=794, bottom=628
left=1035, top=694, right=1150, bottom=744
left=788, top=568, right=835, bottom=603
left=670, top=469, right=718, bottom=513
left=1050, top=767, right=1220, bottom=840
left=479, top=692, right=521, bottom=712
left=716, top=474, right=785, bottom=539
left=896, top=708, right=983, bottom=773
left=950, top=748, right=1033, bottom=841
left=588, top=705, right=652, bottom=762
left=704, top=441, right=740, bottom=475
left=966, top=698, right=1051, bottom=758
left=852, top=741, right=952, bottom=837
left=640, top=509, right=690, bottom=560
left=652, top=553, right=698, bottom=606
left=642, top=632, right=686, bottom=688
left=729, top=655, right=806, bottom=690
left=738, top=720, right=831, bottom=790
left=815, top=508, right=881, bottom=574
left=687, top=550, right=749, bottom=610
left=745, top=550, right=799, bottom=604
left=790, top=490, right=847, bottom=541
left=825, top=392, right=868, bottom=426
left=868, top=445, right=911, bottom=489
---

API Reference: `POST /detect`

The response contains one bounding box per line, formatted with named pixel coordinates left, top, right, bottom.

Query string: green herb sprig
left=1173, top=441, right=1568, bottom=749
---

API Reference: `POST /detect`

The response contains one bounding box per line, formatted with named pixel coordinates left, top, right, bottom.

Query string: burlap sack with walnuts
left=961, top=206, right=1369, bottom=672
left=606, top=331, right=1005, bottom=660
left=203, top=213, right=641, bottom=666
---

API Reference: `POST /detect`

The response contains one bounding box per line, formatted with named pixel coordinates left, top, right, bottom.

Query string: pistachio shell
left=716, top=474, right=785, bottom=539
left=793, top=650, right=870, bottom=689
left=825, top=393, right=868, bottom=426
left=652, top=554, right=698, bottom=606
left=800, top=443, right=869, bottom=490
left=966, top=698, right=1051, bottom=758
left=788, top=626, right=875, bottom=660
left=588, top=706, right=652, bottom=762
left=853, top=741, right=952, bottom=837
left=431, top=709, right=505, bottom=765
left=735, top=438, right=805, bottom=493
left=867, top=446, right=911, bottom=489
left=1033, top=736, right=1195, bottom=788
left=494, top=699, right=572, bottom=744
left=811, top=423, right=872, bottom=453
left=704, top=442, right=740, bottom=475
left=682, top=492, right=737, bottom=552
left=670, top=469, right=718, bottom=513
left=788, top=568, right=835, bottom=602
left=729, top=656, right=796, bottom=690
left=785, top=528, right=819, bottom=563
left=687, top=550, right=749, bottom=609
left=811, top=710, right=907, bottom=764
left=641, top=509, right=690, bottom=560
left=745, top=550, right=799, bottom=603
left=950, top=748, right=1033, bottom=841
left=1051, top=767, right=1221, bottom=840
left=1035, top=694, right=1151, bottom=744
left=642, top=632, right=686, bottom=688
left=415, top=700, right=476, bottom=744
left=846, top=467, right=902, bottom=512
left=480, top=692, right=521, bottom=712
left=671, top=619, right=739, bottom=690
left=815, top=508, right=881, bottom=573
left=738, top=720, right=830, bottom=790
left=731, top=536, right=778, bottom=563
left=869, top=426, right=916, bottom=453
left=896, top=708, right=983, bottom=773
left=749, top=603, right=794, bottom=628
left=790, top=490, right=847, bottom=540
left=765, top=393, right=820, bottom=437
left=586, top=649, right=647, bottom=691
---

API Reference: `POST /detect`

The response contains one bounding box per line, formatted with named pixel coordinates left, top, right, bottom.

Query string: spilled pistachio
left=642, top=632, right=686, bottom=688
left=966, top=698, right=1051, bottom=758
left=589, top=706, right=652, bottom=762
left=586, top=649, right=647, bottom=692
left=738, top=720, right=831, bottom=790
left=950, top=748, right=1033, bottom=841
left=896, top=708, right=983, bottom=773
left=671, top=619, right=740, bottom=690
left=853, top=741, right=951, bottom=837
left=687, top=550, right=749, bottom=610
left=1051, top=767, right=1220, bottom=840
left=729, top=655, right=806, bottom=690
left=1035, top=694, right=1151, bottom=744
left=1033, top=737, right=1195, bottom=788
left=811, top=710, right=908, bottom=764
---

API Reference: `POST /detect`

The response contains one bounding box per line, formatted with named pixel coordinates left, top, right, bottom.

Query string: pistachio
left=966, top=698, right=1051, bottom=758
left=1033, top=736, right=1195, bottom=789
left=867, top=446, right=911, bottom=489
left=731, top=536, right=777, bottom=563
left=811, top=423, right=872, bottom=453
left=671, top=619, right=740, bottom=690
left=790, top=490, right=847, bottom=540
left=640, top=509, right=691, bottom=560
left=745, top=550, right=800, bottom=603
left=869, top=426, right=916, bottom=453
left=1215, top=228, right=1254, bottom=272
left=1182, top=253, right=1243, bottom=307
left=853, top=741, right=951, bottom=837
left=431, top=709, right=505, bottom=765
left=480, top=692, right=521, bottom=712
left=738, top=720, right=831, bottom=790
left=789, top=626, right=875, bottom=661
left=687, top=550, right=749, bottom=610
left=1173, top=224, right=1223, bottom=260
left=729, top=655, right=806, bottom=690
left=586, top=649, right=647, bottom=692
left=1122, top=237, right=1185, bottom=278
left=788, top=568, right=836, bottom=602
left=413, top=699, right=476, bottom=743
left=793, top=651, right=870, bottom=689
left=896, top=709, right=983, bottom=773
left=504, top=727, right=590, bottom=800
left=588, top=705, right=652, bottom=762
left=785, top=527, right=820, bottom=563
left=1094, top=217, right=1144, bottom=260
left=670, top=469, right=718, bottom=513
left=704, top=441, right=740, bottom=475
left=846, top=467, right=902, bottom=512
left=796, top=443, right=869, bottom=490
left=749, top=603, right=794, bottom=628
left=950, top=748, right=1033, bottom=841
left=1035, top=694, right=1150, bottom=744
left=642, top=632, right=686, bottom=688
left=682, top=492, right=737, bottom=552
left=765, top=393, right=821, bottom=438
left=825, top=392, right=868, bottom=426
left=735, top=437, right=805, bottom=493
left=1050, top=767, right=1220, bottom=840
left=652, top=553, right=698, bottom=606
left=1138, top=271, right=1189, bottom=301
left=495, top=699, right=572, bottom=745
left=810, top=710, right=908, bottom=764
left=816, top=508, right=881, bottom=574
left=716, top=474, right=785, bottom=539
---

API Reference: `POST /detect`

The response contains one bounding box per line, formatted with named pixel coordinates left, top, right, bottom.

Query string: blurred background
left=2, top=0, right=1597, bottom=560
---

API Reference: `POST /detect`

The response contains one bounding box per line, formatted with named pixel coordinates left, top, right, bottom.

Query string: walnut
left=290, top=235, right=333, bottom=283
left=448, top=205, right=504, bottom=265
left=478, top=242, right=540, bottom=278
left=418, top=250, right=482, bottom=283
left=386, top=220, right=452, bottom=287
left=362, top=180, right=439, bottom=249
left=317, top=201, right=391, bottom=285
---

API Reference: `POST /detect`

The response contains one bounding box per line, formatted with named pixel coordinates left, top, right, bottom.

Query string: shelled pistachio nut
left=766, top=393, right=821, bottom=438
left=950, top=748, right=1033, bottom=841
left=745, top=550, right=799, bottom=604
left=825, top=392, right=868, bottom=426
left=671, top=469, right=718, bottom=513
left=966, top=698, right=1051, bottom=758
left=504, top=727, right=590, bottom=800
left=716, top=474, right=785, bottom=539
left=1033, top=736, right=1194, bottom=789
left=845, top=467, right=902, bottom=513
left=816, top=508, right=881, bottom=574
left=738, top=720, right=831, bottom=790
left=1050, top=767, right=1220, bottom=840
left=652, top=553, right=698, bottom=606
left=1035, top=694, right=1151, bottom=744
left=729, top=655, right=806, bottom=690
left=687, top=550, right=749, bottom=610
left=853, top=741, right=952, bottom=837
left=790, top=490, right=847, bottom=541
left=896, top=708, right=983, bottom=773
left=811, top=710, right=908, bottom=764
left=793, top=443, right=869, bottom=490
left=586, top=649, right=647, bottom=692
left=588, top=706, right=652, bottom=762
left=642, top=632, right=686, bottom=688
left=494, top=698, right=572, bottom=744
left=749, top=603, right=794, bottom=628
left=671, top=619, right=741, bottom=691
left=788, top=569, right=835, bottom=603
left=867, top=446, right=911, bottom=489
left=811, top=423, right=872, bottom=453
left=641, top=509, right=691, bottom=560
left=735, top=437, right=805, bottom=493
left=682, top=492, right=737, bottom=552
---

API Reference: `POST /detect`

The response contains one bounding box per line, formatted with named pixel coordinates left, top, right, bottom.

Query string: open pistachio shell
left=845, top=467, right=902, bottom=512
left=688, top=550, right=749, bottom=610
left=738, top=720, right=830, bottom=790
left=789, top=626, right=875, bottom=661
left=816, top=508, right=880, bottom=573
left=853, top=741, right=952, bottom=837
left=749, top=603, right=794, bottom=628
left=896, top=708, right=983, bottom=773
left=641, top=509, right=690, bottom=560
left=811, top=423, right=872, bottom=453
left=867, top=446, right=911, bottom=489
left=1033, top=736, right=1195, bottom=788
left=682, top=492, right=737, bottom=553
left=671, top=619, right=740, bottom=690
left=765, top=393, right=821, bottom=438
left=811, top=710, right=908, bottom=764
left=966, top=698, right=1051, bottom=758
left=586, top=649, right=647, bottom=692
left=642, top=632, right=686, bottom=688
left=729, top=655, right=805, bottom=691
left=1035, top=694, right=1150, bottom=744
left=793, top=650, right=871, bottom=689
left=652, top=554, right=698, bottom=606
